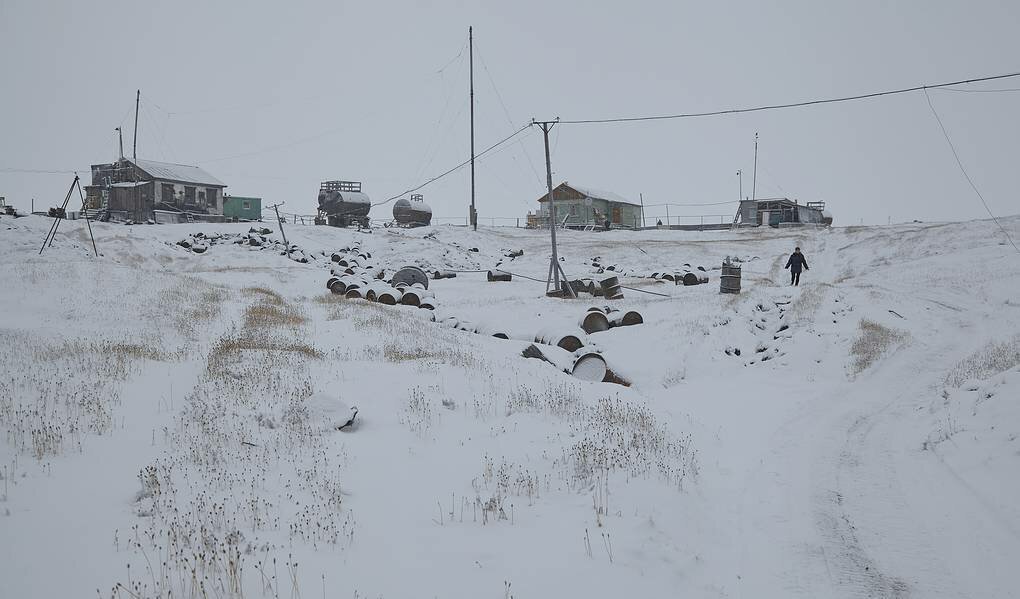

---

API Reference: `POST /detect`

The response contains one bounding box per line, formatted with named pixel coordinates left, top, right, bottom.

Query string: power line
left=372, top=123, right=534, bottom=207
left=559, top=70, right=1020, bottom=125
left=923, top=89, right=1019, bottom=255
left=932, top=86, right=1020, bottom=94
left=644, top=200, right=740, bottom=207
left=474, top=40, right=545, bottom=190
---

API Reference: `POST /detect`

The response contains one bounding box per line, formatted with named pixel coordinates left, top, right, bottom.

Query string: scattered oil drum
left=599, top=275, right=624, bottom=299
left=419, top=300, right=436, bottom=311
left=681, top=272, right=703, bottom=286
left=327, top=276, right=340, bottom=290
left=579, top=310, right=611, bottom=333
left=535, top=328, right=587, bottom=352
left=474, top=323, right=510, bottom=339
left=720, top=263, right=741, bottom=294
left=433, top=270, right=458, bottom=279
left=400, top=288, right=434, bottom=307
left=377, top=287, right=403, bottom=305
left=572, top=352, right=608, bottom=382
left=391, top=266, right=429, bottom=289
left=608, top=310, right=644, bottom=327
left=487, top=270, right=512, bottom=282
left=345, top=287, right=365, bottom=299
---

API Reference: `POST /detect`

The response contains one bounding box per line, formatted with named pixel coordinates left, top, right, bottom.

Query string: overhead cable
left=558, top=71, right=1020, bottom=125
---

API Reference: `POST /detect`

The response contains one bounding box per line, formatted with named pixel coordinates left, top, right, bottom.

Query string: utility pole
left=751, top=132, right=759, bottom=202
left=133, top=89, right=140, bottom=160
left=270, top=202, right=290, bottom=259
left=469, top=27, right=476, bottom=231
left=737, top=169, right=742, bottom=200
left=533, top=119, right=575, bottom=298
left=639, top=192, right=646, bottom=228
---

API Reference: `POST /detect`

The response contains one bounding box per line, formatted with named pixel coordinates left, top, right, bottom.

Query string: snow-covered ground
left=1, top=214, right=1018, bottom=598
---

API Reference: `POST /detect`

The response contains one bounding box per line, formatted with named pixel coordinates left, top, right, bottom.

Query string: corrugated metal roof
left=540, top=182, right=640, bottom=206
left=130, top=158, right=226, bottom=187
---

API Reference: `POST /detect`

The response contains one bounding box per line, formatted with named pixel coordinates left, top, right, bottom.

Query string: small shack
left=735, top=198, right=830, bottom=227
left=223, top=196, right=262, bottom=221
left=85, top=157, right=227, bottom=222
left=530, top=182, right=642, bottom=229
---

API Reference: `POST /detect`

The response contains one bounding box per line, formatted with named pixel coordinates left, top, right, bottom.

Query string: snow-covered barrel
left=474, top=323, right=510, bottom=340
left=572, top=352, right=608, bottom=382
left=377, top=287, right=403, bottom=305
left=535, top=327, right=587, bottom=352
left=579, top=310, right=611, bottom=334
left=720, top=262, right=741, bottom=294
left=599, top=276, right=623, bottom=299
left=400, top=288, right=434, bottom=307
left=609, top=310, right=643, bottom=327
left=391, top=266, right=430, bottom=289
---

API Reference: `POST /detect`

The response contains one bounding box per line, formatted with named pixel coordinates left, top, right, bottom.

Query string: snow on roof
left=539, top=182, right=639, bottom=206
left=130, top=158, right=226, bottom=187
left=110, top=181, right=148, bottom=188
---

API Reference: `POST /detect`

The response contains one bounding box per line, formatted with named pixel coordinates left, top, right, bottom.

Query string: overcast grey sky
left=2, top=0, right=1018, bottom=225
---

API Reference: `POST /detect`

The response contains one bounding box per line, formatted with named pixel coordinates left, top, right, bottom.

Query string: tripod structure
left=533, top=119, right=576, bottom=299
left=39, top=174, right=98, bottom=256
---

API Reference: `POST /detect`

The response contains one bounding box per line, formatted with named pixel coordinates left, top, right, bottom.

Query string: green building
left=531, top=182, right=643, bottom=229
left=222, top=195, right=262, bottom=221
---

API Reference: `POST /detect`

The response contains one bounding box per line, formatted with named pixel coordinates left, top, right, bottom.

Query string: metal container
left=392, top=198, right=433, bottom=227
left=419, top=300, right=436, bottom=311
left=317, top=182, right=371, bottom=228
left=345, top=287, right=365, bottom=299
left=599, top=275, right=623, bottom=300
left=433, top=270, right=458, bottom=280
left=535, top=328, right=587, bottom=352
left=572, top=352, right=608, bottom=382
left=609, top=310, right=644, bottom=327
left=720, top=262, right=741, bottom=294
left=391, top=266, right=430, bottom=289
left=377, top=287, right=403, bottom=305
left=474, top=323, right=510, bottom=339
left=400, top=288, right=434, bottom=307
left=579, top=310, right=611, bottom=334
left=487, top=270, right=512, bottom=282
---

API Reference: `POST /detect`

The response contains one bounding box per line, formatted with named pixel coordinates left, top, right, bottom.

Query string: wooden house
left=85, top=158, right=226, bottom=222
left=531, top=182, right=642, bottom=229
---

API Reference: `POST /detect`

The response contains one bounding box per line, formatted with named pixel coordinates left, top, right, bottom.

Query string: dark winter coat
left=785, top=252, right=809, bottom=273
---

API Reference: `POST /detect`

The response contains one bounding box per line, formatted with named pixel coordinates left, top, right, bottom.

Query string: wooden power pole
left=133, top=89, right=140, bottom=160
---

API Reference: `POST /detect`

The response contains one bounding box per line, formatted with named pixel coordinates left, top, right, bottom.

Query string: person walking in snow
left=785, top=246, right=809, bottom=286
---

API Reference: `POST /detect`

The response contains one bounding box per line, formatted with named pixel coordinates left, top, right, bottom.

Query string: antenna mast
left=469, top=27, right=476, bottom=230
left=133, top=89, right=140, bottom=160
left=751, top=132, right=758, bottom=202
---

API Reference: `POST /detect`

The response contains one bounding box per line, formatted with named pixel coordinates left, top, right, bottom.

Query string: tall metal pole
left=469, top=27, right=476, bottom=230
left=116, top=127, right=124, bottom=159
left=751, top=132, right=758, bottom=202
left=541, top=122, right=559, bottom=290
left=737, top=169, right=742, bottom=200
left=133, top=89, right=140, bottom=160
left=271, top=202, right=290, bottom=259
left=534, top=119, right=572, bottom=297
left=639, top=192, right=646, bottom=228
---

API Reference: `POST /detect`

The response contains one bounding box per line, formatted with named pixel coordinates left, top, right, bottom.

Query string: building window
left=242, top=200, right=251, bottom=210
left=207, top=188, right=218, bottom=207
left=184, top=186, right=196, bottom=203
left=198, top=190, right=207, bottom=207
left=570, top=204, right=577, bottom=216
left=161, top=183, right=175, bottom=205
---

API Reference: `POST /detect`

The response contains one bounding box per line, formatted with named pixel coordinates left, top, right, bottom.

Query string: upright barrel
left=600, top=276, right=624, bottom=300
left=720, top=262, right=741, bottom=294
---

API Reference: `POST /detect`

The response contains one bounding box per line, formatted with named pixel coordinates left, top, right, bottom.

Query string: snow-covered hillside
left=1, top=214, right=1018, bottom=598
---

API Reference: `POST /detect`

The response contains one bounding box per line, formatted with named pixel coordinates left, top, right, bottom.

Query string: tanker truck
left=316, top=180, right=371, bottom=228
